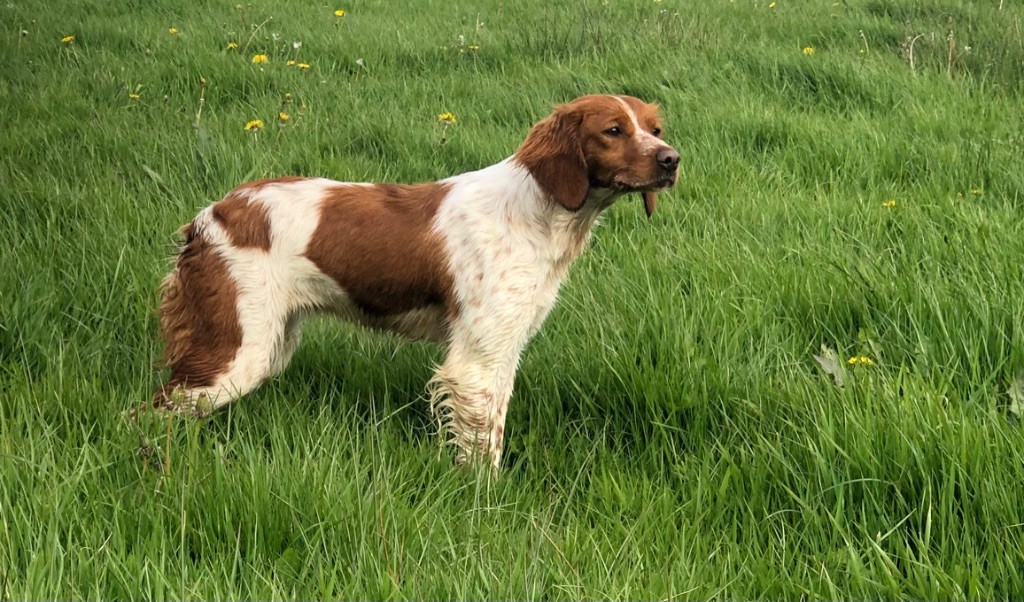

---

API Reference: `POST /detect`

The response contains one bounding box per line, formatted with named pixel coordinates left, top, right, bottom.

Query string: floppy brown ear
left=642, top=191, right=657, bottom=218
left=514, top=107, right=588, bottom=211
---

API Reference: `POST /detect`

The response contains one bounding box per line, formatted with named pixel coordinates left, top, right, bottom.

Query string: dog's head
left=515, top=94, right=679, bottom=218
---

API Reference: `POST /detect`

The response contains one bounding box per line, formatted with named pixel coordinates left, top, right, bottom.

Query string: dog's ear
left=514, top=105, right=588, bottom=212
left=641, top=191, right=657, bottom=218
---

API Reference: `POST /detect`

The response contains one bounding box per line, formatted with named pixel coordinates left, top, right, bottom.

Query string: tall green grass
left=2, top=0, right=1023, bottom=598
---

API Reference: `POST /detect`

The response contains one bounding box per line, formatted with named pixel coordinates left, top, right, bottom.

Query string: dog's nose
left=656, top=147, right=680, bottom=172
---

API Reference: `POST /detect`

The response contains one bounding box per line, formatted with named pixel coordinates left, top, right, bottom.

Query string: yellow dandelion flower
left=286, top=59, right=296, bottom=66
left=61, top=35, right=75, bottom=44
left=768, top=1, right=776, bottom=7
left=847, top=355, right=875, bottom=366
left=438, top=112, right=457, bottom=124
left=252, top=54, right=269, bottom=64
left=297, top=62, right=310, bottom=69
left=227, top=41, right=238, bottom=49
left=469, top=44, right=480, bottom=51
left=803, top=46, right=815, bottom=55
left=244, top=119, right=264, bottom=131
left=279, top=112, right=290, bottom=122
left=334, top=8, right=346, bottom=16
left=284, top=92, right=293, bottom=99
left=129, top=93, right=140, bottom=101
left=168, top=27, right=179, bottom=35
left=882, top=199, right=897, bottom=208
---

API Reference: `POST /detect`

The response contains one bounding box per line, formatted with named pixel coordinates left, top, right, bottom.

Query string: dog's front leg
left=427, top=319, right=529, bottom=469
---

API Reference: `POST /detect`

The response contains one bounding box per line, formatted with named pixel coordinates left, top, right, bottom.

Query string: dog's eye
left=603, top=126, right=622, bottom=137
left=652, top=127, right=662, bottom=137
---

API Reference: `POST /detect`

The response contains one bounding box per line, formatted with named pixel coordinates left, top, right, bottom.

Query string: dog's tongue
left=642, top=192, right=656, bottom=218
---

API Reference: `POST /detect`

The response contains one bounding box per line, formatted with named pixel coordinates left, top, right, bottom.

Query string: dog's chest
left=454, top=205, right=597, bottom=339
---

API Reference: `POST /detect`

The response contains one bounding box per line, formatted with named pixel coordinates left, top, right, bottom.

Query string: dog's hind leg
left=153, top=222, right=297, bottom=415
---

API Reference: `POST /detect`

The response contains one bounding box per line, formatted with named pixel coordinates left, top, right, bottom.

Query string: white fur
left=428, top=159, right=613, bottom=465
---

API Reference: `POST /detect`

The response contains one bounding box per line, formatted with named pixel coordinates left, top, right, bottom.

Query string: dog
left=153, top=94, right=679, bottom=468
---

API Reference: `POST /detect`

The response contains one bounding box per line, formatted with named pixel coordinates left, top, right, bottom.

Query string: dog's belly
left=307, top=277, right=447, bottom=344
left=363, top=306, right=450, bottom=343
left=329, top=302, right=449, bottom=344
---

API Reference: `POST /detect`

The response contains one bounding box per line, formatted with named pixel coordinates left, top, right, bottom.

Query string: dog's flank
left=305, top=183, right=455, bottom=317
left=153, top=94, right=679, bottom=468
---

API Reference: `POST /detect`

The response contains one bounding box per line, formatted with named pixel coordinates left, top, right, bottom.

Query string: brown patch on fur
left=211, top=190, right=272, bottom=250
left=209, top=177, right=306, bottom=250
left=304, top=182, right=456, bottom=317
left=156, top=221, right=243, bottom=393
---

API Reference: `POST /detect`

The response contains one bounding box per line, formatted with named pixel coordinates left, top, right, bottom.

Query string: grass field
left=3, top=0, right=1024, bottom=598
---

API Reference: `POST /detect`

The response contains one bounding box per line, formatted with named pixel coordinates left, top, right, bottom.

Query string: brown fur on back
left=211, top=190, right=272, bottom=250
left=304, top=182, right=455, bottom=317
left=157, top=222, right=243, bottom=392
left=209, top=177, right=307, bottom=251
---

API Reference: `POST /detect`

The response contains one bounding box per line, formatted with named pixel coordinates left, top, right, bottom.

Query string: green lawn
left=3, top=0, right=1024, bottom=598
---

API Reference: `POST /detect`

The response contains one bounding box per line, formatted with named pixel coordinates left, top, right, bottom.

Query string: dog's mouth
left=611, top=175, right=676, bottom=193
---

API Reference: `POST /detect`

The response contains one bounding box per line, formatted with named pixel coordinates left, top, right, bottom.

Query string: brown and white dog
left=154, top=94, right=679, bottom=467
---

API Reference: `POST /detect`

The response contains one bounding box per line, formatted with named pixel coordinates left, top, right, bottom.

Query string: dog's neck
left=438, top=157, right=614, bottom=273
left=508, top=157, right=616, bottom=269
